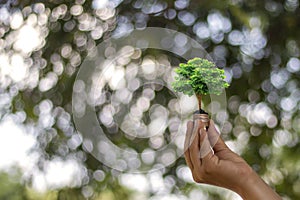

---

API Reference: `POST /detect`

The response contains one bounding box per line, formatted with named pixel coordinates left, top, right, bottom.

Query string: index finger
left=184, top=121, right=194, bottom=170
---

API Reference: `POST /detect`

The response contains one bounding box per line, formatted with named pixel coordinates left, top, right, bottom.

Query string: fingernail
left=199, top=128, right=205, bottom=135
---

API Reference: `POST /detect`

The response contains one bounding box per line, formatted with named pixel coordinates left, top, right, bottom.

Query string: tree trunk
left=196, top=94, right=202, bottom=110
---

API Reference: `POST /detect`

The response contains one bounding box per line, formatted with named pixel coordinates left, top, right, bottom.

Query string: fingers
left=207, top=120, right=228, bottom=153
left=189, top=120, right=201, bottom=169
left=199, top=128, right=214, bottom=161
left=184, top=121, right=194, bottom=170
left=185, top=119, right=224, bottom=172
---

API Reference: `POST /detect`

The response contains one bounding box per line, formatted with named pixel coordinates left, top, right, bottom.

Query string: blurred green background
left=0, top=0, right=299, bottom=199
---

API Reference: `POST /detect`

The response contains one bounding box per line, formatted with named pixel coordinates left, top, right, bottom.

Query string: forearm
left=236, top=171, right=282, bottom=200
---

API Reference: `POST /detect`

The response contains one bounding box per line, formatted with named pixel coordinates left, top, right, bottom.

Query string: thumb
left=207, top=120, right=228, bottom=153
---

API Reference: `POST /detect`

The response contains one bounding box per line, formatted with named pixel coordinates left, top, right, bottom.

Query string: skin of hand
left=184, top=119, right=282, bottom=200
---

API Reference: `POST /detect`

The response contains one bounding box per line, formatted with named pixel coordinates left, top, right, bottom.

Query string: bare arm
left=184, top=119, right=281, bottom=200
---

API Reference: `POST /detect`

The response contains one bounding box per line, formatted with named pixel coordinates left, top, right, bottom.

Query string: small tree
left=172, top=58, right=229, bottom=111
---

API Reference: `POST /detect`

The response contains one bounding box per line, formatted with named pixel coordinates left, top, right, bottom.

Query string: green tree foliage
left=172, top=58, right=229, bottom=96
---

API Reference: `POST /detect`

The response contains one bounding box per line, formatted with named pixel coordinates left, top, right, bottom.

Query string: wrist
left=236, top=170, right=281, bottom=200
left=237, top=170, right=260, bottom=199
left=233, top=167, right=256, bottom=198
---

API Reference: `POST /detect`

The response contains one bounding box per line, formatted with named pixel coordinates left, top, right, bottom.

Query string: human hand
left=184, top=119, right=281, bottom=200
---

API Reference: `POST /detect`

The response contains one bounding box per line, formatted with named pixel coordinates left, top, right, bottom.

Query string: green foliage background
left=0, top=0, right=300, bottom=200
